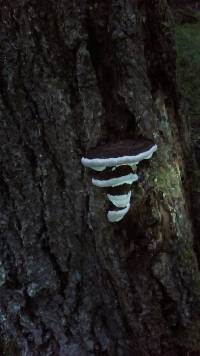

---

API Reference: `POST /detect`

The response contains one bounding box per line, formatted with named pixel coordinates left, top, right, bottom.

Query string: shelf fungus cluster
left=81, top=138, right=157, bottom=223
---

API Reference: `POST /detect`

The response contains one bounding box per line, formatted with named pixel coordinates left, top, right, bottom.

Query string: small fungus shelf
left=81, top=138, right=157, bottom=223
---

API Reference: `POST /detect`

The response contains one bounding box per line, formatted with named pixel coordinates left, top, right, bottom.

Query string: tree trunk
left=1, top=0, right=200, bottom=355
left=168, top=0, right=199, bottom=7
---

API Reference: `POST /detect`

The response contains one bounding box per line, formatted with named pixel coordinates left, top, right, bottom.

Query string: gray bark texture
left=1, top=0, right=200, bottom=355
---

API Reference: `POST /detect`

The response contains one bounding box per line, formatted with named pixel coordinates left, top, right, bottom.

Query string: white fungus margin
left=81, top=144, right=157, bottom=170
left=107, top=204, right=130, bottom=223
left=107, top=191, right=131, bottom=208
left=81, top=139, right=158, bottom=223
left=92, top=173, right=138, bottom=188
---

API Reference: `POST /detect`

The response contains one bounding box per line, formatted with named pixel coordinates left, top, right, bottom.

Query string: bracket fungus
left=81, top=138, right=157, bottom=223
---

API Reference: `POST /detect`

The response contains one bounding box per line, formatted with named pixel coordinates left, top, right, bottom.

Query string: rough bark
left=168, top=0, right=199, bottom=8
left=0, top=0, right=200, bottom=355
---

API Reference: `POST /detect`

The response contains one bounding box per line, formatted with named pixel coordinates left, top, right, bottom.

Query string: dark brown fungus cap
left=81, top=138, right=157, bottom=171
